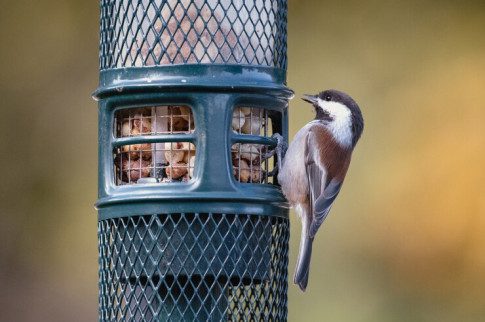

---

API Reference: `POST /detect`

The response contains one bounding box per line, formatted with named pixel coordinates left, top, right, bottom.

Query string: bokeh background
left=1, top=0, right=484, bottom=321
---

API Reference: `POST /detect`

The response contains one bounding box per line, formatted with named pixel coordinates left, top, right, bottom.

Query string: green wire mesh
left=100, top=0, right=288, bottom=69
left=98, top=213, right=289, bottom=321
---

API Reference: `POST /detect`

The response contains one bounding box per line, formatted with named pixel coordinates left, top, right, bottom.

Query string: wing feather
left=305, top=130, right=343, bottom=238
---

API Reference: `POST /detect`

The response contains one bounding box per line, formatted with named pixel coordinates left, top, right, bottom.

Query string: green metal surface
left=94, top=65, right=292, bottom=99
left=96, top=81, right=291, bottom=219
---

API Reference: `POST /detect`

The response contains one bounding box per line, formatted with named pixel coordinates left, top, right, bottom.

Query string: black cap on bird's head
left=302, top=89, right=364, bottom=147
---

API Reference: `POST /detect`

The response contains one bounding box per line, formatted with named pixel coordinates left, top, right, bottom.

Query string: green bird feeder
left=94, top=0, right=292, bottom=320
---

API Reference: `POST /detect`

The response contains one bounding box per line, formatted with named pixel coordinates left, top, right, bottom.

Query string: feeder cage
left=94, top=0, right=292, bottom=320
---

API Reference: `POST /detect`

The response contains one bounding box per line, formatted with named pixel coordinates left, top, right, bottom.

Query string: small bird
left=277, top=89, right=364, bottom=291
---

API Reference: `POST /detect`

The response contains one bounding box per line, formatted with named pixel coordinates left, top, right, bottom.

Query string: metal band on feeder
left=95, top=0, right=292, bottom=320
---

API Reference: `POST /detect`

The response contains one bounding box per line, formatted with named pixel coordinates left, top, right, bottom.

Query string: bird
left=277, top=89, right=364, bottom=291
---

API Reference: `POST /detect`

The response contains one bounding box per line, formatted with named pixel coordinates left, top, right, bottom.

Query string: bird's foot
left=262, top=133, right=287, bottom=179
left=264, top=168, right=278, bottom=179
left=262, top=133, right=287, bottom=159
left=262, top=149, right=275, bottom=160
left=272, top=133, right=287, bottom=167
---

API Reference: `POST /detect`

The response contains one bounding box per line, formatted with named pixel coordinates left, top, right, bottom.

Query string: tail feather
left=294, top=224, right=314, bottom=292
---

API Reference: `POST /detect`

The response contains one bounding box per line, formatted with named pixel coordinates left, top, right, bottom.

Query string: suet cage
left=94, top=0, right=292, bottom=320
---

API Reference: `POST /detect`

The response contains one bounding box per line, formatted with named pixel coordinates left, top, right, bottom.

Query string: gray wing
left=305, top=131, right=343, bottom=238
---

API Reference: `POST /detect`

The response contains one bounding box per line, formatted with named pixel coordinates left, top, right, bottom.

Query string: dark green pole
left=95, top=1, right=292, bottom=320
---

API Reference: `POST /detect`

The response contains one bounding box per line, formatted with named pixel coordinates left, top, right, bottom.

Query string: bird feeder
left=94, top=0, right=292, bottom=320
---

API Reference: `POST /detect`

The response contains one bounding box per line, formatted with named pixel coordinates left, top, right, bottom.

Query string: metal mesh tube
left=96, top=0, right=291, bottom=320
left=98, top=214, right=289, bottom=320
left=100, top=0, right=287, bottom=69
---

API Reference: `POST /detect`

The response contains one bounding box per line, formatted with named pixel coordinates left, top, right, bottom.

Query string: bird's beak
left=301, top=94, right=318, bottom=105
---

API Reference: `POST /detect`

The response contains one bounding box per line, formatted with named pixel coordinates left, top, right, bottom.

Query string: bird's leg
left=263, top=133, right=287, bottom=178
left=261, top=148, right=275, bottom=160
left=262, top=133, right=287, bottom=161
left=273, top=133, right=287, bottom=168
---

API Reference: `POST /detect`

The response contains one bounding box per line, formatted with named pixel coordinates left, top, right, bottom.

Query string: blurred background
left=1, top=0, right=484, bottom=321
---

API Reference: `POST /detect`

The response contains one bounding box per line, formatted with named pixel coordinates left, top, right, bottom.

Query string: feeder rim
left=96, top=199, right=290, bottom=221
left=93, top=64, right=294, bottom=99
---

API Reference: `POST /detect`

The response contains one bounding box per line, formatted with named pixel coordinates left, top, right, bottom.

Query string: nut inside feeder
left=114, top=105, right=196, bottom=185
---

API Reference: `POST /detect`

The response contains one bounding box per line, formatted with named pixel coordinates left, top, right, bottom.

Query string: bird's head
left=302, top=89, right=364, bottom=147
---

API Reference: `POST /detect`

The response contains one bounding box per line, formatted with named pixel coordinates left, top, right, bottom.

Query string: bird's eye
left=325, top=95, right=331, bottom=101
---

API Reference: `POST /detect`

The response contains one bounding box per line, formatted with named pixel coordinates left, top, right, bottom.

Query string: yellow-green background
left=1, top=0, right=484, bottom=321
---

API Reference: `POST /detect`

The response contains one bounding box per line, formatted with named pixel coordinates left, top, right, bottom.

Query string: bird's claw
left=264, top=168, right=278, bottom=179
left=272, top=133, right=287, bottom=169
left=262, top=133, right=287, bottom=179
left=262, top=133, right=287, bottom=159
left=272, top=133, right=287, bottom=160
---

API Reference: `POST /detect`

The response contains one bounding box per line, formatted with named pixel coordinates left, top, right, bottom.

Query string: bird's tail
left=294, top=218, right=314, bottom=292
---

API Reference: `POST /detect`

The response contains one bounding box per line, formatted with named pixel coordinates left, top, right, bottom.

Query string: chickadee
left=278, top=89, right=364, bottom=291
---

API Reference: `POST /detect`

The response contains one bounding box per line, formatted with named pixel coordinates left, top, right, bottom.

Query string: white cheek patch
left=317, top=99, right=353, bottom=147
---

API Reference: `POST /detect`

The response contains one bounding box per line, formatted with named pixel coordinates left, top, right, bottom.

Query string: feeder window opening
left=113, top=105, right=196, bottom=185
left=231, top=107, right=278, bottom=184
